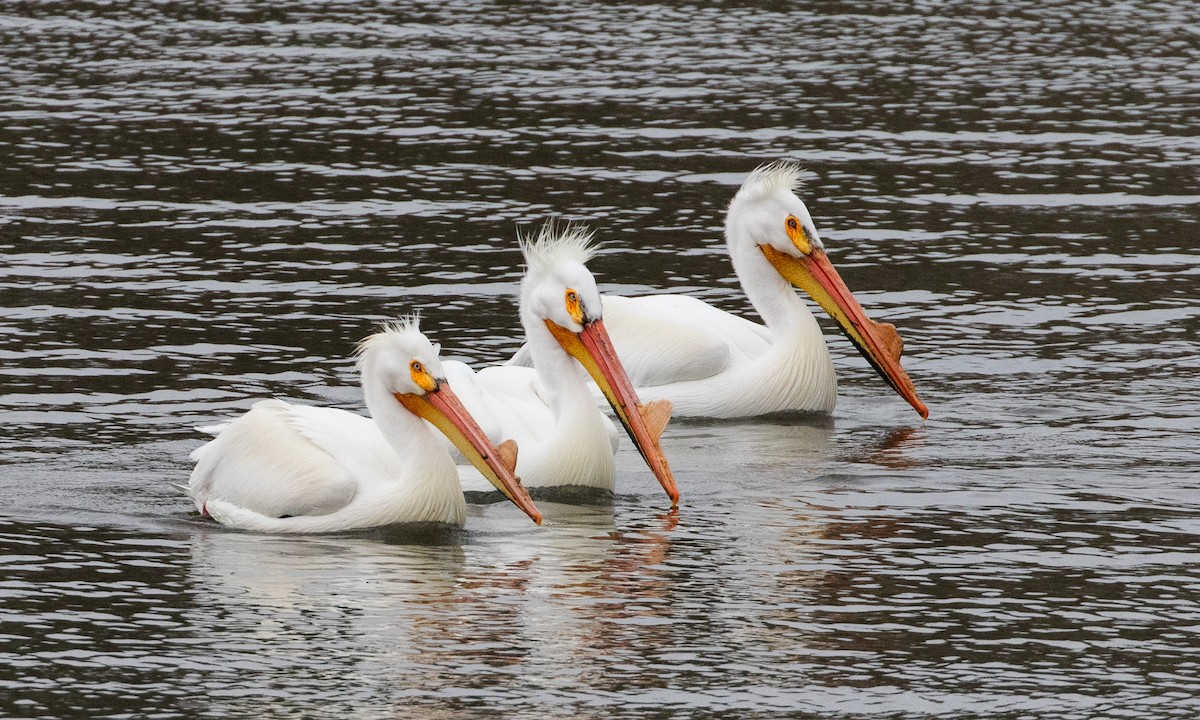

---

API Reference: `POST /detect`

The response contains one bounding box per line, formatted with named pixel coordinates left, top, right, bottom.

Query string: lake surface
left=2, top=1, right=1199, bottom=717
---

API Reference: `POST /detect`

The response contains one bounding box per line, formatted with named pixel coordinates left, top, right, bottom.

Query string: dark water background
left=2, top=1, right=1199, bottom=718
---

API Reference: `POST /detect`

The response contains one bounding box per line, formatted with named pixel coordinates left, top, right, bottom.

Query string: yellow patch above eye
left=785, top=215, right=812, bottom=255
left=409, top=361, right=439, bottom=393
left=564, top=288, right=584, bottom=325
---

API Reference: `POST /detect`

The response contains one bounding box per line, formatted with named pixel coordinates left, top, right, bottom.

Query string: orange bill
left=545, top=318, right=681, bottom=506
left=761, top=244, right=929, bottom=419
left=396, top=384, right=543, bottom=524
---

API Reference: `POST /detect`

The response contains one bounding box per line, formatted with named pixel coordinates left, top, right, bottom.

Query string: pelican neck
left=361, top=377, right=454, bottom=483
left=521, top=310, right=597, bottom=419
left=728, top=235, right=819, bottom=340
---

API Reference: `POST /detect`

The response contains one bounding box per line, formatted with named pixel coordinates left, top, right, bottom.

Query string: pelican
left=444, top=224, right=680, bottom=506
left=514, top=162, right=928, bottom=420
left=186, top=318, right=543, bottom=533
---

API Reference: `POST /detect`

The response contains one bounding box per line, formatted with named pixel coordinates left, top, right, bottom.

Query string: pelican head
left=520, top=223, right=680, bottom=506
left=728, top=162, right=928, bottom=419
left=357, top=318, right=542, bottom=524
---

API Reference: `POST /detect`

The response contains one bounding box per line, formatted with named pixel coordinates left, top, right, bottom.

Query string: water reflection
left=839, top=425, right=927, bottom=469
left=177, top=502, right=690, bottom=710
left=4, top=478, right=1199, bottom=717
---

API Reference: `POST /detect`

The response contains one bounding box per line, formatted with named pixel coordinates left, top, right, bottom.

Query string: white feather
left=185, top=322, right=474, bottom=533
left=733, top=160, right=806, bottom=205
left=509, top=163, right=840, bottom=419
left=451, top=223, right=624, bottom=493
left=518, top=221, right=597, bottom=275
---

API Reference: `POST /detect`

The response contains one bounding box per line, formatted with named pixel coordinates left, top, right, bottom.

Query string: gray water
left=2, top=1, right=1199, bottom=718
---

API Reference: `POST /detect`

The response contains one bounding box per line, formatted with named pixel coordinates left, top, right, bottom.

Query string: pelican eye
left=408, top=360, right=438, bottom=392
left=564, top=288, right=585, bottom=324
left=784, top=214, right=812, bottom=254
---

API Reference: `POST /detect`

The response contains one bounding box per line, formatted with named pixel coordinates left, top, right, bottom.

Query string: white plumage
left=520, top=162, right=927, bottom=420
left=449, top=223, right=679, bottom=504
left=187, top=319, right=541, bottom=533
left=446, top=362, right=620, bottom=492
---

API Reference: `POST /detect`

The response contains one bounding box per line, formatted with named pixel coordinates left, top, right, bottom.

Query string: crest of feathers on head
left=733, top=160, right=805, bottom=205
left=355, top=313, right=425, bottom=365
left=518, top=221, right=596, bottom=276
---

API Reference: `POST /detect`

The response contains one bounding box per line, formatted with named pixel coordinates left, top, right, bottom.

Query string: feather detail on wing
left=187, top=400, right=360, bottom=519
left=599, top=294, right=771, bottom=387
left=442, top=361, right=554, bottom=445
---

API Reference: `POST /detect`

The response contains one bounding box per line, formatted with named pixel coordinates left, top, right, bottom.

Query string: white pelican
left=444, top=224, right=680, bottom=506
left=187, top=318, right=543, bottom=532
left=515, top=162, right=928, bottom=420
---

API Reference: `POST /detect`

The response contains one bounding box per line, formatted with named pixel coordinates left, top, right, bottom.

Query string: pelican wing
left=444, top=357, right=622, bottom=494
left=442, top=361, right=555, bottom=445
left=443, top=360, right=561, bottom=493
left=188, top=400, right=369, bottom=519
left=598, top=294, right=772, bottom=387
